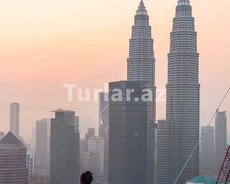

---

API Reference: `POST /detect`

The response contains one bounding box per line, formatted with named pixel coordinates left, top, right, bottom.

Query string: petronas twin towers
left=127, top=0, right=200, bottom=183
left=127, top=1, right=157, bottom=183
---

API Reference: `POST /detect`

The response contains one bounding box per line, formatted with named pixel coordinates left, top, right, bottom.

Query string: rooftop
left=0, top=132, right=24, bottom=146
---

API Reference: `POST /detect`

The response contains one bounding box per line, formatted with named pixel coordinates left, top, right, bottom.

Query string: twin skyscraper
left=108, top=0, right=200, bottom=184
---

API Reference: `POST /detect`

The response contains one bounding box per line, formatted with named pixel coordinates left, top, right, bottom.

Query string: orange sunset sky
left=0, top=0, right=229, bottom=142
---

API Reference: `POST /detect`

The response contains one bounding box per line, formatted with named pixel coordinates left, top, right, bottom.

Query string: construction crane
left=216, top=146, right=230, bottom=184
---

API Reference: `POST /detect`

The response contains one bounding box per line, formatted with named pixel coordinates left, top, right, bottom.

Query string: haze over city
left=0, top=0, right=229, bottom=143
left=0, top=0, right=230, bottom=184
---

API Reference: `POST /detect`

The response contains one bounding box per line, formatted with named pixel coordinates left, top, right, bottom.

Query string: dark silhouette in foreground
left=80, top=171, right=93, bottom=184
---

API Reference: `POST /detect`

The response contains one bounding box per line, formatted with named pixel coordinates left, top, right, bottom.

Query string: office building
left=27, top=149, right=36, bottom=178
left=36, top=119, right=50, bottom=175
left=86, top=128, right=96, bottom=141
left=200, top=126, right=215, bottom=176
left=108, top=81, right=148, bottom=184
left=0, top=132, right=4, bottom=140
left=88, top=136, right=104, bottom=176
left=215, top=111, right=227, bottom=174
left=50, top=109, right=80, bottom=184
left=10, top=103, right=20, bottom=137
left=157, top=120, right=171, bottom=184
left=157, top=0, right=200, bottom=183
left=127, top=1, right=157, bottom=183
left=0, top=132, right=28, bottom=184
left=98, top=92, right=109, bottom=178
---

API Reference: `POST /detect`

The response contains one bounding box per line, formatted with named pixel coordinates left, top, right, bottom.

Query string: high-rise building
left=36, top=119, right=50, bottom=175
left=156, top=120, right=171, bottom=184
left=80, top=136, right=105, bottom=181
left=50, top=109, right=80, bottom=184
left=88, top=136, right=104, bottom=176
left=127, top=1, right=156, bottom=183
left=200, top=126, right=215, bottom=176
left=99, top=93, right=109, bottom=136
left=86, top=128, right=96, bottom=141
left=0, top=132, right=4, bottom=140
left=215, top=111, right=227, bottom=174
left=0, top=132, right=28, bottom=184
left=27, top=149, right=36, bottom=178
left=108, top=81, right=148, bottom=184
left=80, top=138, right=88, bottom=152
left=10, top=102, right=20, bottom=137
left=31, top=127, right=36, bottom=153
left=98, top=92, right=109, bottom=178
left=157, top=0, right=200, bottom=183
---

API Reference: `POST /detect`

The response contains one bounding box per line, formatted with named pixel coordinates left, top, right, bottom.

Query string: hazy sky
left=0, top=0, right=229, bottom=142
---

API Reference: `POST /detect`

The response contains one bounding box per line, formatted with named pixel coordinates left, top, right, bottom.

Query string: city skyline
left=0, top=0, right=229, bottom=183
left=0, top=0, right=229, bottom=142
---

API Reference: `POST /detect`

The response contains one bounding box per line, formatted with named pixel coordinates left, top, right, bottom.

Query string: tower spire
left=136, top=0, right=147, bottom=15
left=178, top=0, right=190, bottom=6
left=128, top=1, right=157, bottom=184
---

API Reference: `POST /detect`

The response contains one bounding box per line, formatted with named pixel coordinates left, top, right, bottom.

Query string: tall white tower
left=157, top=0, right=200, bottom=183
left=127, top=1, right=157, bottom=183
left=215, top=111, right=227, bottom=174
left=167, top=0, right=199, bottom=182
left=10, top=103, right=20, bottom=137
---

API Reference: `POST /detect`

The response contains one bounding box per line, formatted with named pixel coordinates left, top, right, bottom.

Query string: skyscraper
left=10, top=103, right=20, bottom=137
left=36, top=119, right=50, bottom=175
left=98, top=92, right=109, bottom=178
left=0, top=132, right=4, bottom=140
left=27, top=149, right=36, bottom=178
left=215, top=111, right=227, bottom=174
left=50, top=110, right=80, bottom=184
left=157, top=0, right=200, bottom=183
left=108, top=81, right=148, bottom=184
left=86, top=128, right=96, bottom=141
left=156, top=120, right=171, bottom=184
left=127, top=1, right=156, bottom=183
left=0, top=132, right=28, bottom=184
left=88, top=136, right=104, bottom=177
left=200, top=126, right=215, bottom=176
left=99, top=93, right=109, bottom=133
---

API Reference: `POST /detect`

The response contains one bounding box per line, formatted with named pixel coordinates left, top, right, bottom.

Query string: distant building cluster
left=80, top=132, right=105, bottom=180
left=0, top=0, right=229, bottom=184
left=200, top=111, right=228, bottom=177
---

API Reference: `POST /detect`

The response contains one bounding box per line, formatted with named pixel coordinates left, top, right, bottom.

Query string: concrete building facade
left=0, top=132, right=28, bottom=184
left=215, top=111, right=227, bottom=174
left=127, top=1, right=156, bottom=183
left=108, top=81, right=148, bottom=184
left=157, top=0, right=200, bottom=183
left=200, top=126, right=215, bottom=176
left=10, top=103, right=20, bottom=137
left=98, top=92, right=109, bottom=178
left=50, top=110, right=80, bottom=184
left=36, top=119, right=50, bottom=175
